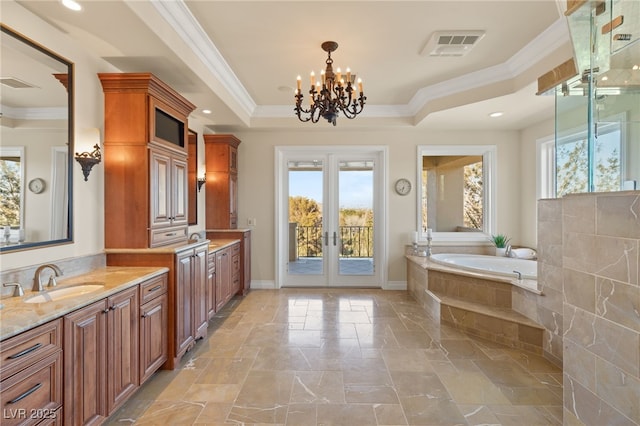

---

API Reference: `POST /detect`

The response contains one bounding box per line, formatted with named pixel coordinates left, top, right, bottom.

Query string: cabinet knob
left=141, top=312, right=148, bottom=318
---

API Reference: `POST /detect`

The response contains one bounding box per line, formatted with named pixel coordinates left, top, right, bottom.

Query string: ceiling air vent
left=421, top=31, right=485, bottom=57
left=0, top=77, right=38, bottom=89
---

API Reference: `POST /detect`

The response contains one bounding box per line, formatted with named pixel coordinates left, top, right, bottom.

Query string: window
left=539, top=115, right=624, bottom=198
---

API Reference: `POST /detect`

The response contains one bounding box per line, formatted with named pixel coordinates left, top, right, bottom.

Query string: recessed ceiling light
left=202, top=109, right=212, bottom=114
left=601, top=76, right=609, bottom=81
left=633, top=65, right=639, bottom=70
left=61, top=0, right=82, bottom=11
left=488, top=112, right=503, bottom=118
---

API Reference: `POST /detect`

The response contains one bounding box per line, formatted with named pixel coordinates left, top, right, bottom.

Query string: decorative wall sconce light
left=75, top=144, right=101, bottom=181
left=197, top=174, right=206, bottom=192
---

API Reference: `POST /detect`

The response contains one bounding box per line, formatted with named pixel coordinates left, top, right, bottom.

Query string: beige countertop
left=104, top=238, right=240, bottom=255
left=0, top=266, right=169, bottom=341
left=207, top=238, right=241, bottom=253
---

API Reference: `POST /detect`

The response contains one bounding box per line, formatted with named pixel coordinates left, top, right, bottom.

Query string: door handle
left=324, top=231, right=328, bottom=246
left=333, top=231, right=337, bottom=246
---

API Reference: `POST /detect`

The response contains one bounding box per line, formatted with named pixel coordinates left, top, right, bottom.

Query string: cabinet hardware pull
left=333, top=231, right=337, bottom=246
left=166, top=232, right=177, bottom=237
left=324, top=231, right=328, bottom=246
left=148, top=285, right=162, bottom=292
left=7, top=343, right=42, bottom=359
left=7, top=383, right=42, bottom=404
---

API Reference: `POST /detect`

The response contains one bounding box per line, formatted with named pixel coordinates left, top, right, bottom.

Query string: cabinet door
left=229, top=173, right=238, bottom=228
left=193, top=244, right=208, bottom=340
left=107, top=287, right=139, bottom=413
left=231, top=244, right=241, bottom=296
left=140, top=294, right=168, bottom=384
left=175, top=250, right=195, bottom=356
left=64, top=300, right=108, bottom=426
left=171, top=155, right=188, bottom=226
left=150, top=149, right=172, bottom=228
left=207, top=253, right=216, bottom=319
left=215, top=250, right=229, bottom=312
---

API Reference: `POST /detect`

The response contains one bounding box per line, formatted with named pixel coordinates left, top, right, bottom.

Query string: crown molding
left=157, top=1, right=568, bottom=125
left=150, top=0, right=256, bottom=117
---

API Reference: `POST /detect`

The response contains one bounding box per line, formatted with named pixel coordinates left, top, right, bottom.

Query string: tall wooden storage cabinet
left=99, top=73, right=195, bottom=249
left=204, top=134, right=240, bottom=229
left=101, top=73, right=207, bottom=370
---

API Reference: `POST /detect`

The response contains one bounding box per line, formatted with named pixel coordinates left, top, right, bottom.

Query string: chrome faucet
left=189, top=232, right=200, bottom=241
left=33, top=264, right=62, bottom=292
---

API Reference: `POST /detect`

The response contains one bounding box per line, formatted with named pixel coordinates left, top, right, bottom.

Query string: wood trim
left=601, top=15, right=623, bottom=35
left=537, top=58, right=578, bottom=95
left=565, top=0, right=587, bottom=16
left=98, top=73, right=196, bottom=117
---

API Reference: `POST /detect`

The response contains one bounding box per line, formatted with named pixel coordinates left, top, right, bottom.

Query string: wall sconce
left=197, top=174, right=206, bottom=192
left=75, top=144, right=102, bottom=181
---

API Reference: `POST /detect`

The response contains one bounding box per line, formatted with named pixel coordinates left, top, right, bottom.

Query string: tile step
left=426, top=289, right=544, bottom=353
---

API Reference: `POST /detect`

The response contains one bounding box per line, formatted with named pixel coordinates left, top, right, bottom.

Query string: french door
left=276, top=146, right=386, bottom=288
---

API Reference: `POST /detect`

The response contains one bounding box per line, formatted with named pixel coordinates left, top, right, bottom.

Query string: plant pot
left=495, top=247, right=507, bottom=256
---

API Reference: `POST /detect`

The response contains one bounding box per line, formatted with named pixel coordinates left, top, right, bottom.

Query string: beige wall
left=232, top=128, right=533, bottom=285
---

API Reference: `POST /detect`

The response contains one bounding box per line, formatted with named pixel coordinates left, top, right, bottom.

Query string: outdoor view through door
left=281, top=149, right=382, bottom=288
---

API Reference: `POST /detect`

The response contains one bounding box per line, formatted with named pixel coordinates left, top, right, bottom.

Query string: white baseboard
left=248, top=280, right=406, bottom=291
left=248, top=280, right=277, bottom=289
left=383, top=281, right=407, bottom=290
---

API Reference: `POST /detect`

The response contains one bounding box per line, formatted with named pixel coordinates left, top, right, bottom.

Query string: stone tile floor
left=106, top=289, right=562, bottom=425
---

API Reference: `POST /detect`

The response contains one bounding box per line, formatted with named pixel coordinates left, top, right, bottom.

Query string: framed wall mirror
left=0, top=24, right=74, bottom=252
left=417, top=145, right=496, bottom=242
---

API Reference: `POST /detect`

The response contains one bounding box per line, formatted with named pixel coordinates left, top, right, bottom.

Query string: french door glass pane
left=288, top=160, right=323, bottom=275
left=338, top=160, right=374, bottom=276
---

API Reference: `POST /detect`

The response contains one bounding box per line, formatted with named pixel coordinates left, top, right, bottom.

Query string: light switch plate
left=247, top=218, right=257, bottom=226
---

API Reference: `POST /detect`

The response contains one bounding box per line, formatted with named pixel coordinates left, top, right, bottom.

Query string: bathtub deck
left=407, top=257, right=545, bottom=355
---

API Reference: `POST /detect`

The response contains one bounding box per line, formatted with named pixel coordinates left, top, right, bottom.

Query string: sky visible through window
left=289, top=171, right=373, bottom=208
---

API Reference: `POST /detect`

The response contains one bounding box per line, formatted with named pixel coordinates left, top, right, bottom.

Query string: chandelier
left=294, top=41, right=366, bottom=126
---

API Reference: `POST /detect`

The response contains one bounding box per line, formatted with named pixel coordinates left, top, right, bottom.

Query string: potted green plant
left=490, top=234, right=511, bottom=256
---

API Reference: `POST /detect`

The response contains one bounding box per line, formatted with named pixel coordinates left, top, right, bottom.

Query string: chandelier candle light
left=294, top=41, right=366, bottom=126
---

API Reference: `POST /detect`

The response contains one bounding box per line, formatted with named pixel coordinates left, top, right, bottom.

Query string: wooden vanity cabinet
left=213, top=242, right=242, bottom=312
left=99, top=73, right=196, bottom=249
left=204, top=134, right=241, bottom=229
left=107, top=241, right=209, bottom=370
left=207, top=230, right=251, bottom=295
left=176, top=243, right=208, bottom=352
left=139, top=274, right=168, bottom=384
left=63, top=286, right=139, bottom=425
left=0, top=319, right=63, bottom=426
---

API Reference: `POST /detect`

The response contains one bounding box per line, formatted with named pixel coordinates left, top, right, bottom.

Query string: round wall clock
left=28, top=178, right=46, bottom=194
left=394, top=178, right=411, bottom=195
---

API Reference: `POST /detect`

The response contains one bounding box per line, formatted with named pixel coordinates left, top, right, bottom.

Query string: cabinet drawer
left=0, top=351, right=62, bottom=426
left=139, top=274, right=168, bottom=304
left=150, top=225, right=188, bottom=247
left=232, top=243, right=240, bottom=256
left=1, top=320, right=62, bottom=380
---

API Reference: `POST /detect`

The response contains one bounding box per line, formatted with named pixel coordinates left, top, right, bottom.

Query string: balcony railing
left=294, top=225, right=373, bottom=258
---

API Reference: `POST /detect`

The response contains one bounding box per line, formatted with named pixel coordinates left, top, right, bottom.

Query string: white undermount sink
left=24, top=284, right=105, bottom=303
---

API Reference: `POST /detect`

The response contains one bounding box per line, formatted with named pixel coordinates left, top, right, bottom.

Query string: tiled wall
left=512, top=199, right=565, bottom=366
left=558, top=191, right=640, bottom=425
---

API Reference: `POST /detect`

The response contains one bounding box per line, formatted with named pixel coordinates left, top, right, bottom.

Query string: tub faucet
left=33, top=264, right=62, bottom=292
left=513, top=270, right=522, bottom=280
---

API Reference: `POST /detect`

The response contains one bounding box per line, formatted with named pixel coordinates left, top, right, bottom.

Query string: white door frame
left=275, top=145, right=388, bottom=288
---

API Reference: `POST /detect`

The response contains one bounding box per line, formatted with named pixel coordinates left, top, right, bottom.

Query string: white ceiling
left=12, top=0, right=571, bottom=131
